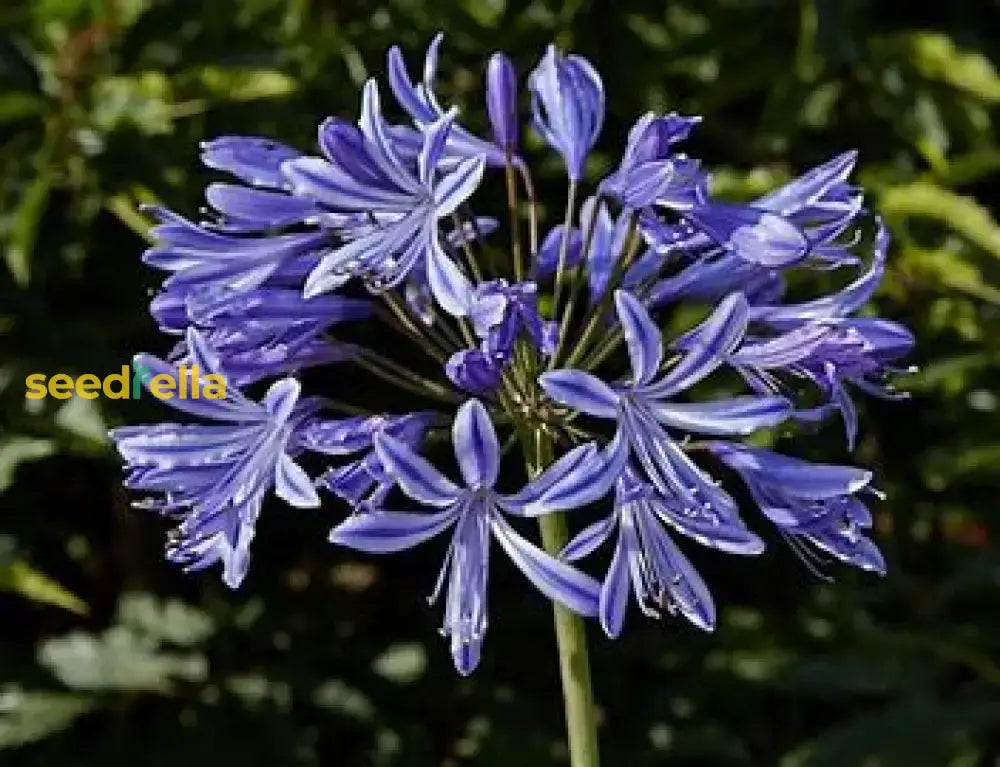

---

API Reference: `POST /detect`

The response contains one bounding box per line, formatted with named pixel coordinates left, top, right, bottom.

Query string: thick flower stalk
left=112, top=33, right=913, bottom=767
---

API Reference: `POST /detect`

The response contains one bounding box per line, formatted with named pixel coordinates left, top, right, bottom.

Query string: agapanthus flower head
left=116, top=34, right=910, bottom=673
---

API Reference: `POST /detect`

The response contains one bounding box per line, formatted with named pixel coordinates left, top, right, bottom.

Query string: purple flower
left=470, top=280, right=557, bottom=360
left=541, top=291, right=790, bottom=526
left=110, top=329, right=321, bottom=588
left=720, top=220, right=914, bottom=447
left=283, top=83, right=483, bottom=315
left=528, top=45, right=604, bottom=181
left=329, top=400, right=603, bottom=674
left=486, top=52, right=519, bottom=153
left=142, top=207, right=329, bottom=307
left=445, top=349, right=503, bottom=395
left=710, top=442, right=886, bottom=574
left=447, top=280, right=557, bottom=394
left=387, top=34, right=512, bottom=168
left=162, top=287, right=371, bottom=386
left=536, top=223, right=583, bottom=276
left=562, top=466, right=764, bottom=638
left=306, top=412, right=434, bottom=509
left=600, top=112, right=705, bottom=209
left=647, top=151, right=865, bottom=307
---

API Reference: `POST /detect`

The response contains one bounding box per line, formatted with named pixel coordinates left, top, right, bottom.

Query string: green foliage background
left=2, top=0, right=999, bottom=764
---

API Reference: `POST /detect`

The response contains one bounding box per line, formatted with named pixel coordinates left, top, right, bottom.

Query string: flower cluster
left=112, top=35, right=912, bottom=674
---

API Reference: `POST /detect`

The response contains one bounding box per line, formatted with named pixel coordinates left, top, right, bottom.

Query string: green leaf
left=900, top=244, right=1000, bottom=305
left=0, top=561, right=88, bottom=615
left=0, top=434, right=55, bottom=492
left=902, top=32, right=1000, bottom=103
left=4, top=165, right=52, bottom=285
left=185, top=66, right=299, bottom=103
left=39, top=627, right=208, bottom=693
left=882, top=182, right=1000, bottom=260
left=0, top=688, right=93, bottom=750
left=116, top=593, right=215, bottom=647
left=90, top=73, right=174, bottom=135
left=0, top=92, right=45, bottom=124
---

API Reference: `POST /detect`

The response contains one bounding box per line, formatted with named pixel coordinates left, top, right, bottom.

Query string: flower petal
left=539, top=370, right=619, bottom=418
left=426, top=234, right=473, bottom=316
left=262, top=378, right=301, bottom=423
left=329, top=509, right=458, bottom=552
left=434, top=156, right=486, bottom=218
left=499, top=442, right=600, bottom=514
left=374, top=432, right=461, bottom=507
left=490, top=514, right=599, bottom=617
left=560, top=514, right=617, bottom=562
left=599, top=537, right=631, bottom=638
left=519, top=428, right=627, bottom=515
left=650, top=395, right=790, bottom=435
left=274, top=453, right=320, bottom=508
left=615, top=290, right=663, bottom=385
left=452, top=399, right=500, bottom=488
left=645, top=292, right=748, bottom=397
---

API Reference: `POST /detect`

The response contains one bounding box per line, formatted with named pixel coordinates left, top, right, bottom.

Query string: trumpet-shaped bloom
left=306, top=412, right=434, bottom=510
left=647, top=151, right=865, bottom=307
left=283, top=83, right=484, bottom=315
left=528, top=45, right=604, bottom=181
left=709, top=442, right=886, bottom=574
left=561, top=466, right=763, bottom=638
left=109, top=329, right=321, bottom=588
left=329, top=400, right=603, bottom=674
left=706, top=220, right=914, bottom=447
left=163, top=287, right=371, bottom=386
left=387, top=34, right=514, bottom=168
left=542, top=291, right=790, bottom=532
left=600, top=112, right=704, bottom=209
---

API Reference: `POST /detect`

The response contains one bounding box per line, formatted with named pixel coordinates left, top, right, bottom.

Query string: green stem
left=353, top=349, right=460, bottom=403
left=505, top=157, right=524, bottom=281
left=528, top=428, right=601, bottom=767
left=550, top=195, right=604, bottom=369
left=518, top=162, right=540, bottom=261
left=551, top=180, right=579, bottom=317
left=563, top=215, right=640, bottom=369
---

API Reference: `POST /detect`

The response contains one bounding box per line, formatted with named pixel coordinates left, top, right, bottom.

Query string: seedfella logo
left=25, top=360, right=227, bottom=400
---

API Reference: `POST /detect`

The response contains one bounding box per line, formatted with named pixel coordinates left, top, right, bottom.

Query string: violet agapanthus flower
left=330, top=399, right=602, bottom=673
left=113, top=33, right=910, bottom=715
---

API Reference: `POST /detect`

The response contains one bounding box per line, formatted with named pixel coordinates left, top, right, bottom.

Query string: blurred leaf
left=781, top=698, right=997, bottom=767
left=0, top=688, right=93, bottom=750
left=372, top=643, right=427, bottom=684
left=90, top=72, right=174, bottom=135
left=0, top=434, right=55, bottom=492
left=4, top=160, right=52, bottom=285
left=0, top=561, right=88, bottom=615
left=0, top=91, right=45, bottom=123
left=900, top=244, right=1000, bottom=304
left=882, top=182, right=1000, bottom=259
left=116, top=593, right=214, bottom=648
left=900, top=31, right=1000, bottom=103
left=39, top=627, right=208, bottom=692
left=185, top=66, right=298, bottom=103
left=312, top=680, right=376, bottom=721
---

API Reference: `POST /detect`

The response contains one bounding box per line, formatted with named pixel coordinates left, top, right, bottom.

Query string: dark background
left=2, top=0, right=1000, bottom=764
